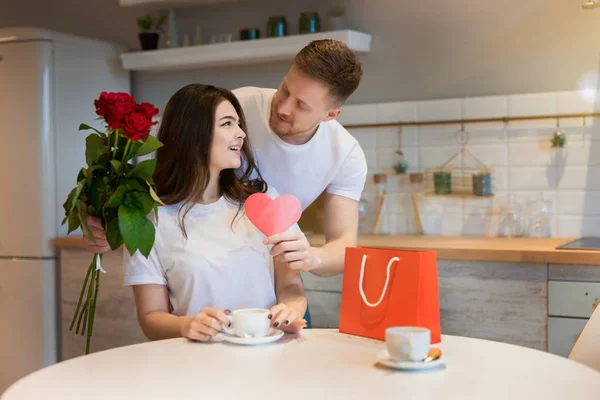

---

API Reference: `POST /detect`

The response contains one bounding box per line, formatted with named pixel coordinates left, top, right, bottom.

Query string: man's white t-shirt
left=122, top=186, right=298, bottom=316
left=232, top=86, right=368, bottom=211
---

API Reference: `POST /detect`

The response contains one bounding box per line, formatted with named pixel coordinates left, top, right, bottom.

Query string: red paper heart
left=244, top=193, right=302, bottom=237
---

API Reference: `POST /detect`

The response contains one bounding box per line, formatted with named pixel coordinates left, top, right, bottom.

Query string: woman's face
left=210, top=100, right=246, bottom=173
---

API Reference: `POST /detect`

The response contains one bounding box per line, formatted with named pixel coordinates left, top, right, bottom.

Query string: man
left=85, top=39, right=367, bottom=278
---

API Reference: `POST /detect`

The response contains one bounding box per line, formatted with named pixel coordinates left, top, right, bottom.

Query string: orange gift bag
left=339, top=246, right=442, bottom=344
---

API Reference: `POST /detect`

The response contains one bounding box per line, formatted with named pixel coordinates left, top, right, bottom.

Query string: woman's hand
left=83, top=216, right=111, bottom=253
left=268, top=303, right=307, bottom=334
left=180, top=307, right=230, bottom=342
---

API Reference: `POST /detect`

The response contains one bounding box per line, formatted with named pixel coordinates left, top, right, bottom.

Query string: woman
left=123, top=84, right=307, bottom=342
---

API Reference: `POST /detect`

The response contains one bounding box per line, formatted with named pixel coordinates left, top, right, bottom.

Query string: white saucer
left=219, top=328, right=284, bottom=345
left=376, top=349, right=446, bottom=370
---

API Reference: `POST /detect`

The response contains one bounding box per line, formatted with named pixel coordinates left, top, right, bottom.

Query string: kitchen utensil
left=423, top=348, right=442, bottom=363
left=411, top=191, right=424, bottom=234
left=372, top=173, right=388, bottom=234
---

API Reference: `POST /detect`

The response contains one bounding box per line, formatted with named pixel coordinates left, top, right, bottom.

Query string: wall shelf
left=119, top=30, right=372, bottom=71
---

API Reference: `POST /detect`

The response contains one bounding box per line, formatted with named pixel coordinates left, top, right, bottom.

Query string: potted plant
left=327, top=7, right=347, bottom=31
left=137, top=13, right=167, bottom=51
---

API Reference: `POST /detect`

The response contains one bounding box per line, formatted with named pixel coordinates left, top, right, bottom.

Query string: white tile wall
left=558, top=191, right=600, bottom=215
left=509, top=167, right=557, bottom=191
left=376, top=102, right=417, bottom=123
left=556, top=91, right=597, bottom=115
left=346, top=90, right=599, bottom=238
left=375, top=127, right=400, bottom=148
left=508, top=140, right=554, bottom=167
left=464, top=96, right=507, bottom=119
left=337, top=104, right=376, bottom=125
left=508, top=93, right=557, bottom=117
left=417, top=99, right=462, bottom=122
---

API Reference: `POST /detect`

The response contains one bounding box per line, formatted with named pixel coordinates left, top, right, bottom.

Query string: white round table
left=3, top=329, right=600, bottom=399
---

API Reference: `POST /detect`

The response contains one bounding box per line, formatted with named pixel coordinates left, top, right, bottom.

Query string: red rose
left=136, top=102, right=159, bottom=120
left=94, top=92, right=136, bottom=129
left=122, top=113, right=157, bottom=141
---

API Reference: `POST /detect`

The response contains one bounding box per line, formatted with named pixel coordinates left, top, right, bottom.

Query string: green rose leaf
left=63, top=181, right=85, bottom=217
left=77, top=168, right=87, bottom=182
left=79, top=123, right=107, bottom=139
left=105, top=185, right=128, bottom=209
left=129, top=141, right=143, bottom=159
left=110, top=160, right=122, bottom=174
left=118, top=203, right=155, bottom=257
left=85, top=134, right=108, bottom=167
left=146, top=180, right=165, bottom=206
left=62, top=187, right=77, bottom=217
left=87, top=178, right=109, bottom=218
left=78, top=201, right=94, bottom=243
left=106, top=217, right=123, bottom=250
left=126, top=159, right=156, bottom=182
left=122, top=178, right=147, bottom=192
left=87, top=165, right=107, bottom=175
left=67, top=207, right=80, bottom=233
left=135, top=136, right=163, bottom=158
left=125, top=191, right=155, bottom=216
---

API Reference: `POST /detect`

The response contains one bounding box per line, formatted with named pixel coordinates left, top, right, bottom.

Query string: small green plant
left=551, top=130, right=566, bottom=148
left=393, top=161, right=408, bottom=175
left=137, top=14, right=167, bottom=33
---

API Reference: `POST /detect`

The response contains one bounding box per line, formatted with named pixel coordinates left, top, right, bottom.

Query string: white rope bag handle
left=358, top=254, right=400, bottom=308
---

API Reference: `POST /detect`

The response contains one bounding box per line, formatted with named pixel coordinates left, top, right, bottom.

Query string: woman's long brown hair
left=152, top=84, right=267, bottom=237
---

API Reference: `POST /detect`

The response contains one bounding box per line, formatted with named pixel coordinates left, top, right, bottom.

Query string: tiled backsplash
left=338, top=90, right=600, bottom=238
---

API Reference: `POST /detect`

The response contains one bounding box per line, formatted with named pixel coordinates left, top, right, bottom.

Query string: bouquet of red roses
left=62, top=92, right=164, bottom=354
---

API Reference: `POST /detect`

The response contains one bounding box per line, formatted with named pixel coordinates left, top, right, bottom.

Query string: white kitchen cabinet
left=547, top=279, right=600, bottom=357
left=548, top=317, right=588, bottom=357
left=548, top=281, right=600, bottom=319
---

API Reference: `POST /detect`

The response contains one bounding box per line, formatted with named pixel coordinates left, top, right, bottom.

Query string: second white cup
left=385, top=326, right=431, bottom=362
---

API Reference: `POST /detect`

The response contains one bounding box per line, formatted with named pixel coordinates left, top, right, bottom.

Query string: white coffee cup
left=385, top=326, right=431, bottom=362
left=222, top=308, right=271, bottom=338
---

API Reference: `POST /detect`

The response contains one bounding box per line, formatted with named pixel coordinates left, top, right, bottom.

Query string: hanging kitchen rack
left=424, top=126, right=494, bottom=198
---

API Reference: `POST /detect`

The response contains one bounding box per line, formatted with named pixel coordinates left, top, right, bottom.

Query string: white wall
left=340, top=90, right=600, bottom=238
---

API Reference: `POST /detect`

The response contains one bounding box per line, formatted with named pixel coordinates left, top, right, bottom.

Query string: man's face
left=269, top=65, right=341, bottom=140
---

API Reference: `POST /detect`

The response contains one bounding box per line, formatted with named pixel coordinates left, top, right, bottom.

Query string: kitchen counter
left=306, top=234, right=600, bottom=266
left=56, top=234, right=600, bottom=265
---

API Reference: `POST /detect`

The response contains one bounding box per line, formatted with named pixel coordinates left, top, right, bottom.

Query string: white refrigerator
left=0, top=27, right=129, bottom=394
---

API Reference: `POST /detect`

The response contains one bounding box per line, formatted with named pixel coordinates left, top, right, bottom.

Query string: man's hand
left=264, top=231, right=320, bottom=272
left=83, top=216, right=111, bottom=253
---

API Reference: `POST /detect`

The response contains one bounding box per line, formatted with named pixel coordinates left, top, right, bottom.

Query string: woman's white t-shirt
left=122, top=186, right=299, bottom=316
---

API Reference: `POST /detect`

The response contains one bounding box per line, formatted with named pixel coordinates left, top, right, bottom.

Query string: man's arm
left=266, top=141, right=367, bottom=277
left=265, top=193, right=359, bottom=277
left=309, top=193, right=358, bottom=277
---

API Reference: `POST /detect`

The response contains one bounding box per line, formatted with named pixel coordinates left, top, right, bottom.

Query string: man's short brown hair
left=293, top=39, right=363, bottom=106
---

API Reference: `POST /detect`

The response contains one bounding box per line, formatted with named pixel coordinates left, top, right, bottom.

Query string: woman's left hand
left=268, top=303, right=307, bottom=333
